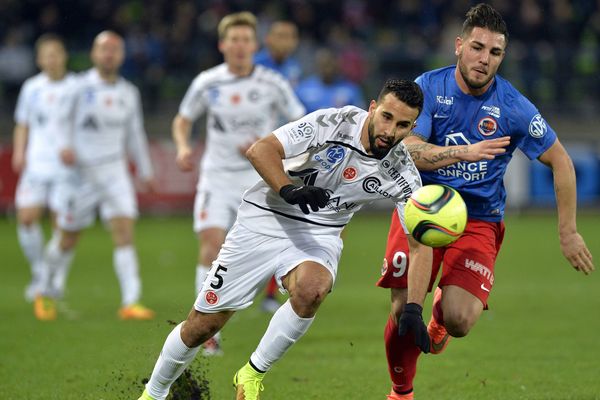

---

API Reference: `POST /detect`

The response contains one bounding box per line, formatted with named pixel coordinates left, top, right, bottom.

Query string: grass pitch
left=1, top=212, right=599, bottom=399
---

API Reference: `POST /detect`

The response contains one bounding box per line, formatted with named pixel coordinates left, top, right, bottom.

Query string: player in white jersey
left=12, top=34, right=77, bottom=314
left=138, top=79, right=434, bottom=400
left=37, top=31, right=156, bottom=321
left=172, top=12, right=305, bottom=354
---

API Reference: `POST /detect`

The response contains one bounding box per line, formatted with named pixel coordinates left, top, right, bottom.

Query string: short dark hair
left=377, top=79, right=424, bottom=114
left=462, top=3, right=508, bottom=42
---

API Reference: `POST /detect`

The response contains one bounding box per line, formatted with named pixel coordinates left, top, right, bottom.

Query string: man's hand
left=560, top=231, right=595, bottom=275
left=398, top=303, right=430, bottom=353
left=462, top=136, right=511, bottom=162
left=279, top=184, right=330, bottom=214
left=175, top=144, right=194, bottom=172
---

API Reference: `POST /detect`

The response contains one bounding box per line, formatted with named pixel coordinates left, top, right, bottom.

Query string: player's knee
left=444, top=310, right=477, bottom=338
left=292, top=283, right=329, bottom=315
left=17, top=210, right=39, bottom=226
left=182, top=313, right=223, bottom=348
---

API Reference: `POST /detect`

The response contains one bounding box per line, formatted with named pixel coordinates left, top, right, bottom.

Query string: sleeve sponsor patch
left=289, top=121, right=315, bottom=143
left=528, top=114, right=547, bottom=138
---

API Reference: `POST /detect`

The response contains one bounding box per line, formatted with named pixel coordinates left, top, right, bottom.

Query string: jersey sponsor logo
left=438, top=133, right=489, bottom=181
left=342, top=166, right=357, bottom=181
left=289, top=122, right=315, bottom=143
left=436, top=95, right=454, bottom=105
left=477, top=116, right=497, bottom=136
left=326, top=145, right=345, bottom=163
left=481, top=105, right=501, bottom=118
left=205, top=290, right=219, bottom=305
left=465, top=259, right=495, bottom=284
left=82, top=115, right=99, bottom=131
left=380, top=159, right=414, bottom=198
left=326, top=194, right=358, bottom=212
left=529, top=114, right=547, bottom=138
left=362, top=177, right=393, bottom=198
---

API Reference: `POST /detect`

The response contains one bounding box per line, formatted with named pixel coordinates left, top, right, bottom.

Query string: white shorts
left=57, top=163, right=138, bottom=231
left=193, top=169, right=261, bottom=232
left=15, top=170, right=66, bottom=211
left=194, top=221, right=343, bottom=312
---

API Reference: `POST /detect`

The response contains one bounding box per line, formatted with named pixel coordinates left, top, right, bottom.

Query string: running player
left=38, top=31, right=156, bottom=321
left=172, top=11, right=305, bottom=353
left=378, top=4, right=595, bottom=399
left=138, top=79, right=432, bottom=400
left=12, top=34, right=77, bottom=311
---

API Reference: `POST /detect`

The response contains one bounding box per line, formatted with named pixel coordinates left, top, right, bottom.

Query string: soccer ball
left=404, top=184, right=467, bottom=247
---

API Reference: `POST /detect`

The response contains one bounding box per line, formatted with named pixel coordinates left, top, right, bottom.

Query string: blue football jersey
left=254, top=49, right=302, bottom=87
left=413, top=66, right=557, bottom=222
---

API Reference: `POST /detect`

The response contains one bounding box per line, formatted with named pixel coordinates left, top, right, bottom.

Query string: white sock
left=250, top=300, right=314, bottom=372
left=47, top=230, right=73, bottom=298
left=43, top=231, right=74, bottom=298
left=146, top=323, right=201, bottom=400
left=17, top=223, right=44, bottom=277
left=195, top=264, right=210, bottom=296
left=113, top=245, right=141, bottom=306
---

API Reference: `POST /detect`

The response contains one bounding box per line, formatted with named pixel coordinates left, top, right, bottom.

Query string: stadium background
left=1, top=1, right=599, bottom=399
left=0, top=0, right=599, bottom=212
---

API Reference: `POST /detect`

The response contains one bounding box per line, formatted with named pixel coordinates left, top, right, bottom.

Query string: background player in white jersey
left=172, top=12, right=305, bottom=353
left=37, top=31, right=156, bottom=321
left=138, top=79, right=433, bottom=400
left=12, top=34, right=78, bottom=315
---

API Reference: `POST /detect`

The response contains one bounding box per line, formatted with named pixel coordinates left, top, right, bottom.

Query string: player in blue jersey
left=377, top=4, right=595, bottom=399
left=254, top=20, right=302, bottom=88
left=296, top=48, right=365, bottom=113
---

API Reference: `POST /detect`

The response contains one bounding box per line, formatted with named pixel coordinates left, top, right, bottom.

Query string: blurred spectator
left=295, top=47, right=365, bottom=113
left=1, top=0, right=600, bottom=120
left=0, top=27, right=35, bottom=113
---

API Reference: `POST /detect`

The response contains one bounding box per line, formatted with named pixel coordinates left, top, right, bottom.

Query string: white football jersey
left=14, top=72, right=78, bottom=177
left=66, top=69, right=153, bottom=178
left=238, top=106, right=422, bottom=238
left=178, top=63, right=305, bottom=173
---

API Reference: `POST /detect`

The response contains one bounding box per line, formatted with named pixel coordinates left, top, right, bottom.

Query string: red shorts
left=376, top=210, right=505, bottom=307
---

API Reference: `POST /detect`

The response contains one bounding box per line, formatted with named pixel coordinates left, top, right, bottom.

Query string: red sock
left=384, top=314, right=421, bottom=394
left=265, top=276, right=278, bottom=297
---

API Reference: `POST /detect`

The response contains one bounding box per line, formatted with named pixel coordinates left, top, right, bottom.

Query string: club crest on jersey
left=230, top=93, right=241, bottom=104
left=342, top=166, right=358, bottom=181
left=205, top=290, right=219, bottom=305
left=477, top=116, right=497, bottom=136
left=529, top=114, right=547, bottom=138
left=326, top=145, right=345, bottom=163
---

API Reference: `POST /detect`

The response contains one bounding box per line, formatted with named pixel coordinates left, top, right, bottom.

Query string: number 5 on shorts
left=210, top=265, right=228, bottom=289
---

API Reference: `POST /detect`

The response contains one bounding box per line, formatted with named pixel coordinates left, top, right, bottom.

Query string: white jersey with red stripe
left=237, top=105, right=422, bottom=238
left=178, top=63, right=305, bottom=174
left=14, top=72, right=78, bottom=178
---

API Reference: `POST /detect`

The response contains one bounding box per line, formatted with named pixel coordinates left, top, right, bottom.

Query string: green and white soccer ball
left=404, top=184, right=467, bottom=247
